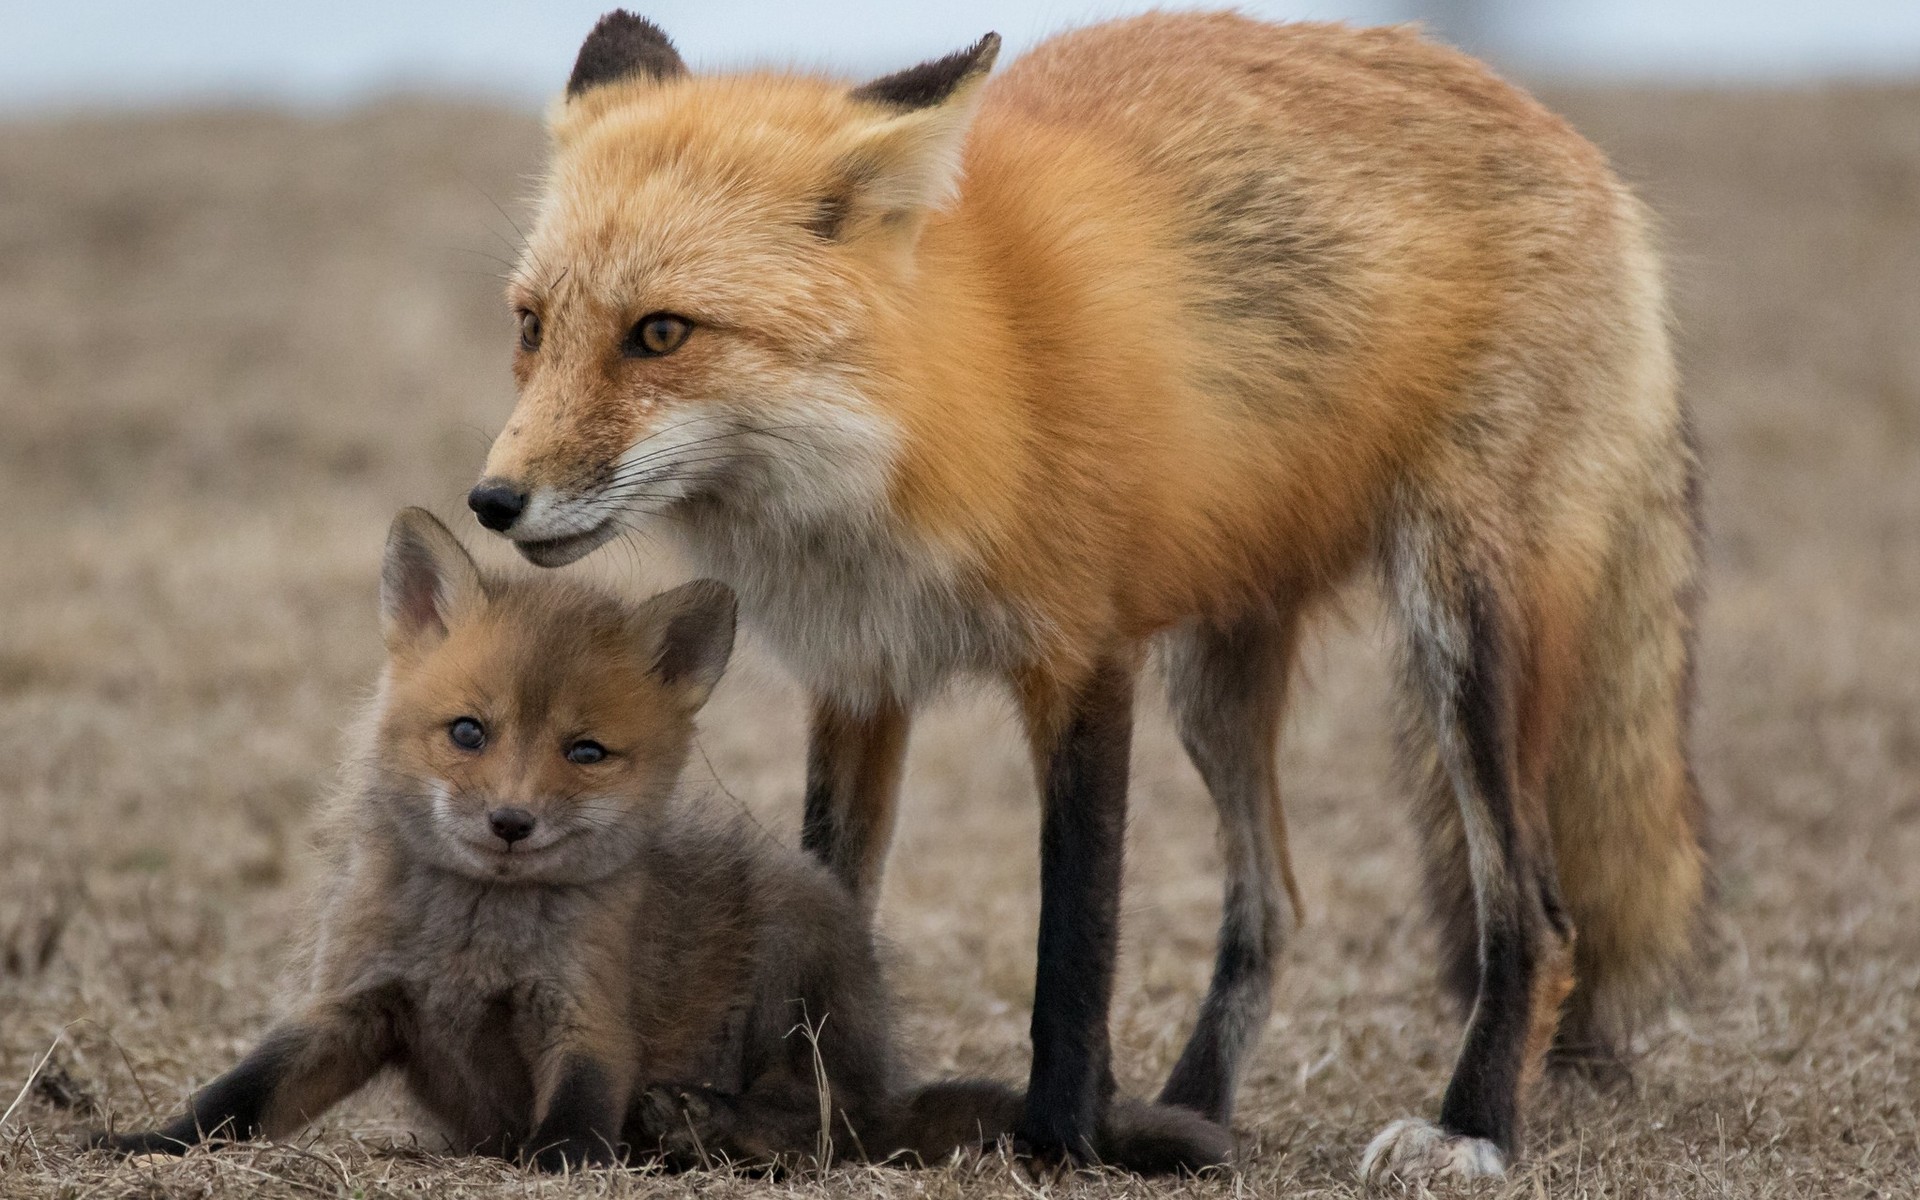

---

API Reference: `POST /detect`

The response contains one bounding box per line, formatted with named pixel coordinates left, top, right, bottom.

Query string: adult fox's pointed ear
left=380, top=508, right=485, bottom=653
left=823, top=34, right=999, bottom=237
left=566, top=10, right=686, bottom=99
left=635, top=579, right=736, bottom=711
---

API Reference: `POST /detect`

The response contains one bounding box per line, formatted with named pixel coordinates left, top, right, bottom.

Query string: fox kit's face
left=371, top=509, right=735, bottom=885
left=377, top=617, right=679, bottom=884
left=470, top=15, right=997, bottom=566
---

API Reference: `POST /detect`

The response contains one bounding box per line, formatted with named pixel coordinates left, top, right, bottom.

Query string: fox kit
left=91, top=509, right=1229, bottom=1175
left=469, top=10, right=1706, bottom=1184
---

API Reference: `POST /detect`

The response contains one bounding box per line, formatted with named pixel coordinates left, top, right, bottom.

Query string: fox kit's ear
left=636, top=579, right=736, bottom=710
left=829, top=34, right=999, bottom=234
left=566, top=10, right=686, bottom=98
left=380, top=508, right=484, bottom=653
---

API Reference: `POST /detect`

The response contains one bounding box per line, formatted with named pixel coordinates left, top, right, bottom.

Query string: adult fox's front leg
left=801, top=695, right=911, bottom=902
left=1014, top=656, right=1137, bottom=1163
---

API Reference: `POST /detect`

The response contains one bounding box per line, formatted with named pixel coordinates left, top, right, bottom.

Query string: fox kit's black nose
left=488, top=807, right=536, bottom=845
left=468, top=482, right=527, bottom=532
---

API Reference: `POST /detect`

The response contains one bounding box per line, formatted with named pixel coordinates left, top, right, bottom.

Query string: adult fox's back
left=472, top=11, right=1704, bottom=1184
left=946, top=16, right=1657, bottom=612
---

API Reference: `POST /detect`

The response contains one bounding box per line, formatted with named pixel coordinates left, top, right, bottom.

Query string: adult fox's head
left=472, top=12, right=999, bottom=566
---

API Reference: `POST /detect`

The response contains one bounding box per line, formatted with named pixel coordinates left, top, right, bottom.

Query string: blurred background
left=5, top=0, right=1920, bottom=111
left=1, top=4, right=1915, bottom=1198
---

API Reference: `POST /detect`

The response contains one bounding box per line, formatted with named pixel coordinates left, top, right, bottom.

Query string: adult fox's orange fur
left=471, top=10, right=1706, bottom=1185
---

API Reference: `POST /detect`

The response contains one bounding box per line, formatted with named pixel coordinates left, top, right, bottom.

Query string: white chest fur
left=676, top=503, right=1027, bottom=709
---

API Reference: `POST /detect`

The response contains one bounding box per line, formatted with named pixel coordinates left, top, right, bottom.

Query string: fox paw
left=86, top=1129, right=192, bottom=1158
left=528, top=1136, right=616, bottom=1173
left=1359, top=1119, right=1505, bottom=1188
left=1008, top=1122, right=1094, bottom=1182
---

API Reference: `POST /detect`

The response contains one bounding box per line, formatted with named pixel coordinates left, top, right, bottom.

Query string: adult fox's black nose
left=488, top=807, right=536, bottom=845
left=468, top=482, right=527, bottom=532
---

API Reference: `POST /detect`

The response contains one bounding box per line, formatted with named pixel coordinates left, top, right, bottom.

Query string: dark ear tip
left=851, top=31, right=1002, bottom=111
left=568, top=9, right=687, bottom=98
left=965, top=33, right=1003, bottom=77
left=584, top=9, right=664, bottom=47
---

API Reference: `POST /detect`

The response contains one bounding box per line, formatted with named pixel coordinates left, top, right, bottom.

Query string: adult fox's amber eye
left=627, top=313, right=692, bottom=357
left=449, top=717, right=486, bottom=751
left=565, top=740, right=606, bottom=765
left=517, top=309, right=542, bottom=352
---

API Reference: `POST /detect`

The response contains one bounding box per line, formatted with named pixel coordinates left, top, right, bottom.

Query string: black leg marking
left=528, top=1057, right=622, bottom=1171
left=92, top=1028, right=302, bottom=1156
left=1157, top=616, right=1299, bottom=1122
left=1018, top=660, right=1135, bottom=1163
left=1438, top=909, right=1532, bottom=1152
left=1160, top=909, right=1268, bottom=1120
left=1433, top=577, right=1546, bottom=1158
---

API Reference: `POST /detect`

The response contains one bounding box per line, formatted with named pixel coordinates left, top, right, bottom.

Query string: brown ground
left=1, top=84, right=1916, bottom=1199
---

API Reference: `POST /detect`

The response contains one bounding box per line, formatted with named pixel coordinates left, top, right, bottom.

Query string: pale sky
left=3, top=0, right=1918, bottom=113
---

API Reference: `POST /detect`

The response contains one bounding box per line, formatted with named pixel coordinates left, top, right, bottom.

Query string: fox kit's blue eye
left=517, top=309, right=541, bottom=352
left=626, top=313, right=692, bottom=357
left=449, top=717, right=486, bottom=751
left=565, top=740, right=606, bottom=765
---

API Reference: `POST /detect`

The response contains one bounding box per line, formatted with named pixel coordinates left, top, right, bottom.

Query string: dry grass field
left=1, top=83, right=1916, bottom=1199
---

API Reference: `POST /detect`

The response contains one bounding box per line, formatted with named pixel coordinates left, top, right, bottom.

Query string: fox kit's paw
left=637, top=1084, right=735, bottom=1163
left=528, top=1135, right=617, bottom=1173
left=1359, top=1119, right=1505, bottom=1188
left=86, top=1129, right=191, bottom=1158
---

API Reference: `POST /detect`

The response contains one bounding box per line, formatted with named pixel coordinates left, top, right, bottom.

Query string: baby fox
left=90, top=508, right=1228, bottom=1174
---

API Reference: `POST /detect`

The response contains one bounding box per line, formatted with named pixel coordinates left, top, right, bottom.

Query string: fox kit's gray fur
left=91, top=509, right=1229, bottom=1175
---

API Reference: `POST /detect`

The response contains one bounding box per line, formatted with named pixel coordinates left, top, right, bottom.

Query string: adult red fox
left=91, top=509, right=1229, bottom=1175
left=468, top=11, right=1707, bottom=1185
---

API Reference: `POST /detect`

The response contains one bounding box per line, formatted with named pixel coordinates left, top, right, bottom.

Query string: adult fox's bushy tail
left=1546, top=420, right=1708, bottom=1061
left=1412, top=344, right=1709, bottom=1070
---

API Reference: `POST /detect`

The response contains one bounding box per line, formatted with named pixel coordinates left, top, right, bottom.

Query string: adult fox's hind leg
left=1157, top=608, right=1304, bottom=1122
left=1361, top=522, right=1575, bottom=1186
